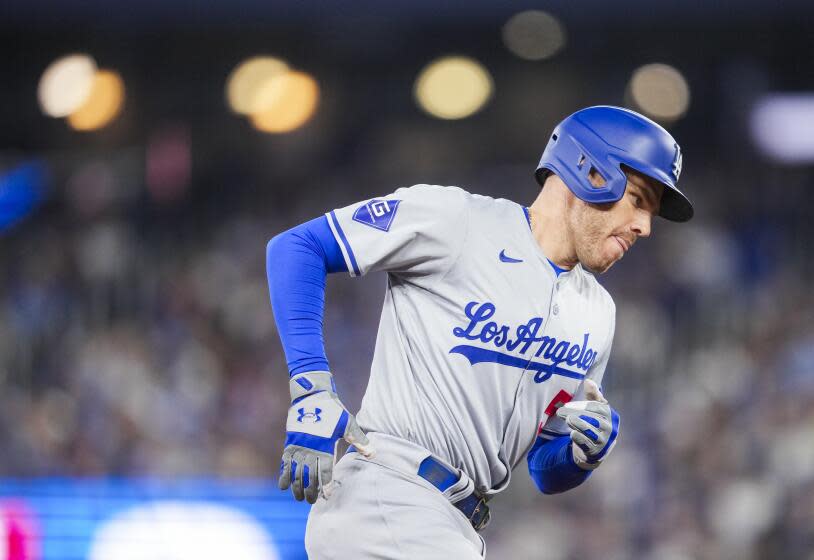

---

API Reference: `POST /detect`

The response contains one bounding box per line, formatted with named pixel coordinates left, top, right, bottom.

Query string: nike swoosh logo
left=499, top=250, right=523, bottom=263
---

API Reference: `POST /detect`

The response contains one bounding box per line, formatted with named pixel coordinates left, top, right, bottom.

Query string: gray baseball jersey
left=325, top=184, right=616, bottom=496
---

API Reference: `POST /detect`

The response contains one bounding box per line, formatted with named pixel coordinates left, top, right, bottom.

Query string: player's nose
left=630, top=211, right=652, bottom=239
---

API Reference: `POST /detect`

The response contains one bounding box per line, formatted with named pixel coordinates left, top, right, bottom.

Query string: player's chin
left=593, top=260, right=617, bottom=275
left=589, top=246, right=623, bottom=274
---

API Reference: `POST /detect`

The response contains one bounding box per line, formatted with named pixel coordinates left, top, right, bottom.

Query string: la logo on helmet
left=672, top=144, right=683, bottom=181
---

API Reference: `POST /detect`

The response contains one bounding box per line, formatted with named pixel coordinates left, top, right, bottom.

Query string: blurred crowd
left=0, top=144, right=812, bottom=559
left=0, top=40, right=813, bottom=554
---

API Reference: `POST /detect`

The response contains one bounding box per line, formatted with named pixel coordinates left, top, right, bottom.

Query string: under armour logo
left=297, top=407, right=322, bottom=423
left=672, top=144, right=683, bottom=181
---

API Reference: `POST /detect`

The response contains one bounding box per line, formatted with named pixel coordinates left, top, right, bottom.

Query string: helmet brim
left=618, top=162, right=694, bottom=222
left=658, top=185, right=694, bottom=222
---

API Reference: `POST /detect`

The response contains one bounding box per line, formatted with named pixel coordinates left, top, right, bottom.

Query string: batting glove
left=279, top=371, right=373, bottom=504
left=555, top=380, right=620, bottom=470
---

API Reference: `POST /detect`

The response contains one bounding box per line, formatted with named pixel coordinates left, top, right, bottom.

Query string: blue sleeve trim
left=327, top=211, right=361, bottom=277
left=315, top=216, right=349, bottom=274
left=527, top=435, right=591, bottom=494
left=267, top=216, right=348, bottom=377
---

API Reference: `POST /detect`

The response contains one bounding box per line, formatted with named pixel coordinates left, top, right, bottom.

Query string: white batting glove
left=555, top=380, right=620, bottom=470
left=279, top=371, right=374, bottom=504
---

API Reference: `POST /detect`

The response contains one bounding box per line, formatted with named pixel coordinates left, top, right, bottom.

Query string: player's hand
left=555, top=380, right=620, bottom=470
left=279, top=371, right=374, bottom=504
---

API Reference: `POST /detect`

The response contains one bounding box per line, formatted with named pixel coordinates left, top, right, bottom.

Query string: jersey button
left=553, top=304, right=560, bottom=315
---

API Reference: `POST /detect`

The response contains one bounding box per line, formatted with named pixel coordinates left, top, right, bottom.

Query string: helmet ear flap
left=537, top=121, right=627, bottom=205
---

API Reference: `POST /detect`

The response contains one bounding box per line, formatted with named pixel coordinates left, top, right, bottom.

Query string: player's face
left=566, top=170, right=663, bottom=274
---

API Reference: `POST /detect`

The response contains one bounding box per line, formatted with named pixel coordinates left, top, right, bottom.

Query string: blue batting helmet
left=535, top=106, right=693, bottom=222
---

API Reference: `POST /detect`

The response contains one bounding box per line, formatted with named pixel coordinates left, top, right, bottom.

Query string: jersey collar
left=523, top=205, right=576, bottom=278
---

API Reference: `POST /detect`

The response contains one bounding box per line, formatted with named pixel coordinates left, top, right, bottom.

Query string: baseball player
left=266, top=106, right=692, bottom=558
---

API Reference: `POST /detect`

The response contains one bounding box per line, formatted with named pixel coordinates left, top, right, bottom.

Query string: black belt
left=348, top=447, right=490, bottom=531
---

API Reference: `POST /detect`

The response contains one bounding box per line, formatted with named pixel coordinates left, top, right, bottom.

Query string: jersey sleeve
left=539, top=300, right=617, bottom=438
left=325, top=184, right=470, bottom=278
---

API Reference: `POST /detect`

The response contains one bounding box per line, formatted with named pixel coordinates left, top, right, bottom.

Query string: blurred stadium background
left=1, top=1, right=814, bottom=558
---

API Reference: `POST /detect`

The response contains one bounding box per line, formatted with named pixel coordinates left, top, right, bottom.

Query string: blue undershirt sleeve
left=266, top=216, right=348, bottom=376
left=527, top=435, right=592, bottom=494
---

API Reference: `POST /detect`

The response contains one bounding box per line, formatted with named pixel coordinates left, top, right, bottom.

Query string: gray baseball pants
left=305, top=433, right=486, bottom=559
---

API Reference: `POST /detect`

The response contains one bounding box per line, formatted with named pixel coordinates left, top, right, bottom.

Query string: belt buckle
left=469, top=497, right=490, bottom=531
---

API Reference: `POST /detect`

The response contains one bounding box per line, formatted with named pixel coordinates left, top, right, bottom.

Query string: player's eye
left=631, top=193, right=642, bottom=208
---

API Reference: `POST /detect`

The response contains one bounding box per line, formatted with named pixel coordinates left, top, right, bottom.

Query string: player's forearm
left=266, top=216, right=348, bottom=376
left=527, top=435, right=592, bottom=495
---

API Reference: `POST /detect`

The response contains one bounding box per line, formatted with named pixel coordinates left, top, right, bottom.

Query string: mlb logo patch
left=353, top=199, right=401, bottom=232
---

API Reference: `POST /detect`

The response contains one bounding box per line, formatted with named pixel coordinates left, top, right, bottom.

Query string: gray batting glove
left=555, top=380, right=621, bottom=470
left=279, top=371, right=373, bottom=504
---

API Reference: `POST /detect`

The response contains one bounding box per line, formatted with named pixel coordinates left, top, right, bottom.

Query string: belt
left=417, top=455, right=491, bottom=531
left=348, top=445, right=491, bottom=531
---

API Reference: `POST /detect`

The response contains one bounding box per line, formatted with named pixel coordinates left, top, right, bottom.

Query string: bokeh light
left=38, top=54, right=97, bottom=118
left=67, top=70, right=125, bottom=131
left=750, top=94, right=814, bottom=163
left=627, top=63, right=690, bottom=123
left=226, top=56, right=289, bottom=115
left=249, top=71, right=320, bottom=134
left=502, top=10, right=567, bottom=61
left=88, top=502, right=280, bottom=560
left=414, top=56, right=493, bottom=120
left=146, top=125, right=192, bottom=202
